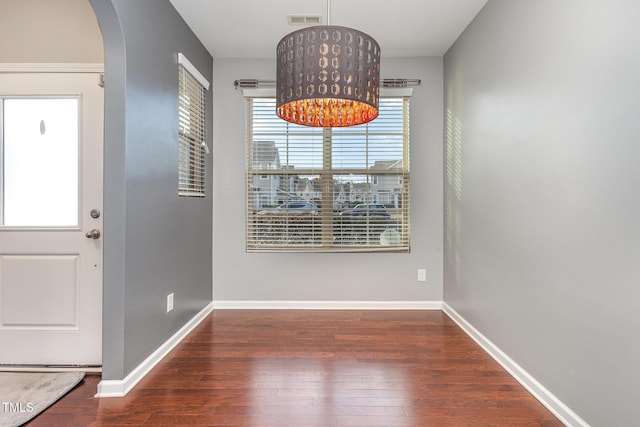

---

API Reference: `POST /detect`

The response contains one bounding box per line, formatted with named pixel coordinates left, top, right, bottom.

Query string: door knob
left=86, top=229, right=101, bottom=239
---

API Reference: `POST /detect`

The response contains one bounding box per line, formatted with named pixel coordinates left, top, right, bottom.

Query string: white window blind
left=178, top=55, right=207, bottom=197
left=246, top=96, right=410, bottom=252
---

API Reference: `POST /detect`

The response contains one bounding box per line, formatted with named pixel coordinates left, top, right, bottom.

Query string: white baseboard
left=442, top=302, right=588, bottom=427
left=95, top=302, right=214, bottom=398
left=213, top=300, right=442, bottom=310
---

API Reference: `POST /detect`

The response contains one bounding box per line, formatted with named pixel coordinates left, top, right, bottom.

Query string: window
left=178, top=53, right=209, bottom=197
left=2, top=98, right=79, bottom=226
left=246, top=95, right=410, bottom=252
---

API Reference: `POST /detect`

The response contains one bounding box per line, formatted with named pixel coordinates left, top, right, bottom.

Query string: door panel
left=0, top=73, right=103, bottom=366
left=1, top=255, right=79, bottom=327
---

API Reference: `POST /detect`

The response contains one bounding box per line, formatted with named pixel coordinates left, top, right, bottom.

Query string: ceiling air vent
left=288, top=15, right=322, bottom=25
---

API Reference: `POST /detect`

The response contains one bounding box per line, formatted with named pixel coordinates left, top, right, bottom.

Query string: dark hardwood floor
left=27, top=310, right=562, bottom=426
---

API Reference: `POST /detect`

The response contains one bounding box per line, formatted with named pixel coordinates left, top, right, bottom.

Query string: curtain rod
left=234, top=78, right=421, bottom=89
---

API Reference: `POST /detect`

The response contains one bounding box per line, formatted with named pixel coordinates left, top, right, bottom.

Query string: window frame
left=178, top=53, right=209, bottom=198
left=245, top=89, right=412, bottom=253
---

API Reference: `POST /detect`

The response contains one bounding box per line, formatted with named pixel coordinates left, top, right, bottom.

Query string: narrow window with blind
left=246, top=96, right=410, bottom=252
left=178, top=54, right=209, bottom=197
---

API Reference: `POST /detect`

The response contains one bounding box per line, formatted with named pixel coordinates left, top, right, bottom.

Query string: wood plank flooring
left=26, top=310, right=562, bottom=426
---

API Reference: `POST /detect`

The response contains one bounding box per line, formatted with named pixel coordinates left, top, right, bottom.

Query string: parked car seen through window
left=258, top=201, right=318, bottom=215
left=340, top=204, right=390, bottom=217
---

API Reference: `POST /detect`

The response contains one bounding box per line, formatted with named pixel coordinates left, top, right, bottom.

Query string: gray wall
left=213, top=57, right=443, bottom=303
left=444, top=1, right=640, bottom=424
left=90, top=0, right=213, bottom=380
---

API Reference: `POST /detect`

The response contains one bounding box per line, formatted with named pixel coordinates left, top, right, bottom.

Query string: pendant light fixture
left=276, top=0, right=380, bottom=127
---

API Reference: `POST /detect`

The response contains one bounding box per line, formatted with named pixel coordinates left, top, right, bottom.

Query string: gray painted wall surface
left=90, top=0, right=213, bottom=380
left=444, top=1, right=640, bottom=424
left=213, top=57, right=443, bottom=303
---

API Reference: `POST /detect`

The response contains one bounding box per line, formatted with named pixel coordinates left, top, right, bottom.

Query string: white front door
left=0, top=72, right=103, bottom=366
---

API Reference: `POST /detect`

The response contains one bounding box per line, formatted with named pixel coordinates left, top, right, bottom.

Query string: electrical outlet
left=167, top=293, right=174, bottom=312
left=417, top=269, right=426, bottom=282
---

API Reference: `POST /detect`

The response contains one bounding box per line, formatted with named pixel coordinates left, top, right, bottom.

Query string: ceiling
left=169, top=0, right=488, bottom=59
